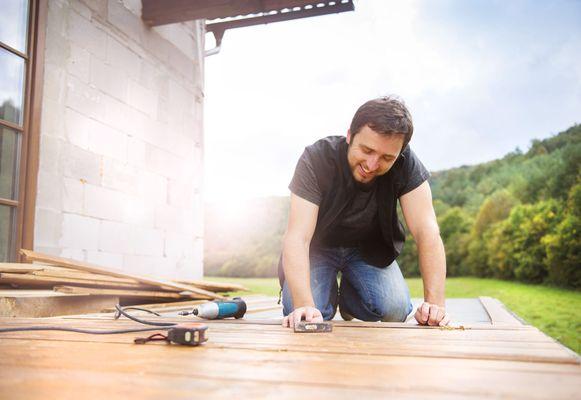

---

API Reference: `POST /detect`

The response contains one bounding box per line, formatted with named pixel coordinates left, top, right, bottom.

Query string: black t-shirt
left=289, top=135, right=430, bottom=253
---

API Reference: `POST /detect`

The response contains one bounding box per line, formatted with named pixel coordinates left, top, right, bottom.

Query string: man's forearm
left=416, top=231, right=447, bottom=306
left=282, top=237, right=314, bottom=308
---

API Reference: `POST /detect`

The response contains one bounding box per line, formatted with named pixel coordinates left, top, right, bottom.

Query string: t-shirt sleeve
left=396, top=146, right=431, bottom=197
left=288, top=149, right=323, bottom=205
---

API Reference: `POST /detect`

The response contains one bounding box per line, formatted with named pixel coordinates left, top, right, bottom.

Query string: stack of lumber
left=0, top=249, right=248, bottom=317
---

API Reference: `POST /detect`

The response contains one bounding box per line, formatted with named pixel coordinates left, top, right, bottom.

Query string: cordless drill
left=179, top=297, right=247, bottom=319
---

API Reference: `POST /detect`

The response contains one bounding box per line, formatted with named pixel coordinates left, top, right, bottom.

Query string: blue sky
left=204, top=0, right=581, bottom=202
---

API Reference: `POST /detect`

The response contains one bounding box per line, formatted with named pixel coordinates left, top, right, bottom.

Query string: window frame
left=0, top=0, right=48, bottom=261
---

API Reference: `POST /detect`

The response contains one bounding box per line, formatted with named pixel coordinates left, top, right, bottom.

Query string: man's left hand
left=414, top=302, right=450, bottom=326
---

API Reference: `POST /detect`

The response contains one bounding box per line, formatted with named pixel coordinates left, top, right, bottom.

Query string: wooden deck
left=0, top=296, right=579, bottom=399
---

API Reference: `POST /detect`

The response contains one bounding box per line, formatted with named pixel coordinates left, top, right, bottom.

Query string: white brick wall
left=34, top=0, right=205, bottom=279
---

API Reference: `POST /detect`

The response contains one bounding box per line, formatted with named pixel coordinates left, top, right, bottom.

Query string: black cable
left=0, top=326, right=167, bottom=334
left=0, top=304, right=177, bottom=334
left=113, top=306, right=161, bottom=319
left=114, top=304, right=176, bottom=327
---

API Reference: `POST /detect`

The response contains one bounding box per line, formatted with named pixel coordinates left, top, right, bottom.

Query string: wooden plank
left=0, top=318, right=576, bottom=365
left=0, top=263, right=46, bottom=273
left=0, top=294, right=118, bottom=317
left=20, top=249, right=224, bottom=299
left=32, top=268, right=142, bottom=285
left=0, top=273, right=156, bottom=290
left=53, top=286, right=203, bottom=300
left=174, top=279, right=248, bottom=292
left=479, top=296, right=526, bottom=326
left=0, top=339, right=579, bottom=399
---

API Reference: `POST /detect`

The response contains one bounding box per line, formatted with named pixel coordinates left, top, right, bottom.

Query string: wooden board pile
left=0, top=249, right=248, bottom=317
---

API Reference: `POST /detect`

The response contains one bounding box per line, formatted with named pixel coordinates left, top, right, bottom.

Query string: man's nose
left=366, top=156, right=380, bottom=171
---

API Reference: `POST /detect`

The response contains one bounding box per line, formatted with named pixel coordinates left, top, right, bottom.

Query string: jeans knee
left=375, top=297, right=412, bottom=322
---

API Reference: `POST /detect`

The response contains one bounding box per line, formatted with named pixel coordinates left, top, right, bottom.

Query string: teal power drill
left=179, top=297, right=247, bottom=319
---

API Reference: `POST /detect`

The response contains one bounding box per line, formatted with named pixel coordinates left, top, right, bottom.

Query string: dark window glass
left=0, top=47, right=26, bottom=126
left=0, top=205, right=15, bottom=262
left=0, top=127, right=20, bottom=200
left=0, top=0, right=29, bottom=53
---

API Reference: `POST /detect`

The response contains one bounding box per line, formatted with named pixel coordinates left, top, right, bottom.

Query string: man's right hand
left=282, top=306, right=324, bottom=329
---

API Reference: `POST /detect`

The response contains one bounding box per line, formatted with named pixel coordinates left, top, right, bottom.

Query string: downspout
left=204, top=28, right=224, bottom=57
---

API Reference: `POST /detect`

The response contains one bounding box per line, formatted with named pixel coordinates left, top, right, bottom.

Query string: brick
left=70, top=0, right=92, bottom=19
left=39, top=135, right=64, bottom=175
left=65, top=75, right=106, bottom=120
left=66, top=44, right=91, bottom=83
left=44, top=1, right=68, bottom=67
left=127, top=79, right=157, bottom=116
left=99, top=220, right=134, bottom=254
left=127, top=137, right=146, bottom=167
left=168, top=179, right=194, bottom=208
left=131, top=227, right=164, bottom=257
left=35, top=246, right=64, bottom=258
left=90, top=55, right=128, bottom=101
left=192, top=193, right=204, bottom=237
left=101, top=157, right=137, bottom=193
left=154, top=204, right=182, bottom=232
left=64, top=107, right=91, bottom=150
left=87, top=250, right=124, bottom=269
left=106, top=36, right=141, bottom=73
left=61, top=143, right=101, bottom=185
left=135, top=170, right=167, bottom=205
left=123, top=194, right=155, bottom=228
left=78, top=0, right=107, bottom=19
left=168, top=45, right=195, bottom=81
left=40, top=98, right=66, bottom=139
left=67, top=7, right=107, bottom=59
left=34, top=208, right=63, bottom=248
left=59, top=248, right=86, bottom=261
left=35, top=171, right=63, bottom=211
left=123, top=254, right=174, bottom=278
left=59, top=212, right=100, bottom=250
left=84, top=184, right=127, bottom=222
left=182, top=111, right=198, bottom=139
left=145, top=144, right=181, bottom=178
left=43, top=64, right=66, bottom=102
left=106, top=0, right=143, bottom=46
left=168, top=79, right=193, bottom=115
left=62, top=177, right=85, bottom=214
left=102, top=95, right=135, bottom=135
left=87, top=120, right=128, bottom=161
left=164, top=231, right=195, bottom=258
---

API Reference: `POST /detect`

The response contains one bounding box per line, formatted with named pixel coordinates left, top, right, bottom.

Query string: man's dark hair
left=349, top=96, right=414, bottom=149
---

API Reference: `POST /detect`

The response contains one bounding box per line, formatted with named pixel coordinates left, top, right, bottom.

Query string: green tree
left=439, top=207, right=472, bottom=276
left=467, top=190, right=517, bottom=277
left=543, top=182, right=581, bottom=288
left=488, top=200, right=562, bottom=283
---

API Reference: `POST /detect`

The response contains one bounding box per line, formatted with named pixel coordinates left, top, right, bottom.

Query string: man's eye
left=362, top=148, right=372, bottom=154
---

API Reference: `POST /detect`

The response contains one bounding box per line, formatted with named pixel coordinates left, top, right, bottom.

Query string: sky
left=204, top=0, right=581, bottom=203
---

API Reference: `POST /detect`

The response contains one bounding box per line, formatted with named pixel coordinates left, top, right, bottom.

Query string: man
left=280, top=96, right=450, bottom=329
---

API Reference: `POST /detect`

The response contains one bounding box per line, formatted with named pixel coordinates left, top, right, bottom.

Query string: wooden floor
left=0, top=296, right=579, bottom=399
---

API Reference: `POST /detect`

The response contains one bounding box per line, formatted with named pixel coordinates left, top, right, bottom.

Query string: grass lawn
left=206, top=276, right=581, bottom=353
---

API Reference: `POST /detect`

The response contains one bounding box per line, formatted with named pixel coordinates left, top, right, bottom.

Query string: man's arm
left=281, top=193, right=322, bottom=328
left=400, top=181, right=450, bottom=326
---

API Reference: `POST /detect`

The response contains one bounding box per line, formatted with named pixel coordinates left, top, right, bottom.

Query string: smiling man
left=280, top=96, right=450, bottom=329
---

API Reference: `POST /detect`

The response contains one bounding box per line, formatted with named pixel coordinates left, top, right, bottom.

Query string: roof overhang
left=142, top=0, right=355, bottom=28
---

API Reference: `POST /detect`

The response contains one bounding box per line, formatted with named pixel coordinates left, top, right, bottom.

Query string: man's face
left=346, top=125, right=405, bottom=186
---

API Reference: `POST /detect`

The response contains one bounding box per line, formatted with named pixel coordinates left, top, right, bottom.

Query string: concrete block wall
left=34, top=0, right=205, bottom=280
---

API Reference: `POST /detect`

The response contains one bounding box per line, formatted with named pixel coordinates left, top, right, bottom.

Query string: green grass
left=206, top=276, right=581, bottom=353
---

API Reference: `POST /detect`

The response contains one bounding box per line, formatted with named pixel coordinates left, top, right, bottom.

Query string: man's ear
left=346, top=129, right=351, bottom=145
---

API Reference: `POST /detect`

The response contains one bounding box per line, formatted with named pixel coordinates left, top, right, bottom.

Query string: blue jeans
left=282, top=247, right=413, bottom=322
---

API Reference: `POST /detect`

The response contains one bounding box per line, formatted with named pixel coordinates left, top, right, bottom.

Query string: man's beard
left=352, top=172, right=377, bottom=191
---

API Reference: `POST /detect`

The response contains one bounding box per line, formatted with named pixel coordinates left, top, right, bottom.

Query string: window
left=0, top=0, right=46, bottom=261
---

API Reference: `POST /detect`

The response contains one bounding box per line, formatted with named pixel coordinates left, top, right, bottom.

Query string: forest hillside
left=205, top=125, right=580, bottom=288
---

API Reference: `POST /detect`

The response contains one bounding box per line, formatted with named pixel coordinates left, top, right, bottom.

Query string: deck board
left=0, top=297, right=578, bottom=399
